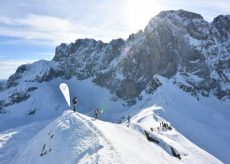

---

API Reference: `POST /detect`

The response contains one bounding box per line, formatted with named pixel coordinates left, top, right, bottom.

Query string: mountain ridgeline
left=2, top=10, right=230, bottom=105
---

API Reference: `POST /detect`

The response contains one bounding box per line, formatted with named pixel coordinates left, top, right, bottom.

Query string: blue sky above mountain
left=0, top=0, right=230, bottom=79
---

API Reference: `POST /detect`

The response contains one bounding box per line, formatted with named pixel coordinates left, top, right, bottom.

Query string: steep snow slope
left=0, top=121, right=49, bottom=164
left=13, top=111, right=221, bottom=164
left=135, top=75, right=230, bottom=162
left=0, top=75, right=229, bottom=162
left=0, top=77, right=128, bottom=131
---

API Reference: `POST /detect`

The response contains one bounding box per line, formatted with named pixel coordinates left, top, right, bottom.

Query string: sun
left=124, top=0, right=162, bottom=32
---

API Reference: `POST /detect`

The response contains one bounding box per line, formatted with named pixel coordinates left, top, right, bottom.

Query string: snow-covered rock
left=1, top=10, right=228, bottom=102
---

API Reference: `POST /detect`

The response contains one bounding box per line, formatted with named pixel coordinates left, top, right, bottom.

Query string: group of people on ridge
left=72, top=97, right=171, bottom=132
left=150, top=121, right=172, bottom=132
left=160, top=122, right=172, bottom=130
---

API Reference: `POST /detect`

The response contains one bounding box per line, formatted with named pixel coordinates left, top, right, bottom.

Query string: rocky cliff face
left=1, top=10, right=230, bottom=105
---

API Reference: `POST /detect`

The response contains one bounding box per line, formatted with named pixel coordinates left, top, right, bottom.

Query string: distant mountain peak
left=156, top=9, right=204, bottom=20
left=1, top=9, right=230, bottom=102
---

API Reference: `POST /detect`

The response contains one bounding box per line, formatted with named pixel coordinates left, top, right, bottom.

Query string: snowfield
left=0, top=121, right=49, bottom=164
left=11, top=111, right=221, bottom=164
left=0, top=76, right=229, bottom=163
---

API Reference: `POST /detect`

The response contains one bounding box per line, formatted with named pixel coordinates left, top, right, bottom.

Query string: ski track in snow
left=74, top=112, right=122, bottom=163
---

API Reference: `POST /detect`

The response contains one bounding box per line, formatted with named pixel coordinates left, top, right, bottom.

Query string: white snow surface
left=0, top=76, right=229, bottom=163
left=18, top=60, right=58, bottom=83
left=11, top=111, right=221, bottom=164
left=0, top=121, right=49, bottom=164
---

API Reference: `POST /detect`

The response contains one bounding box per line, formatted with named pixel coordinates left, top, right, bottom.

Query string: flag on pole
left=59, top=83, right=70, bottom=107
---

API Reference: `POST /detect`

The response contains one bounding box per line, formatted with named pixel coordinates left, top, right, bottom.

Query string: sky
left=0, top=0, right=230, bottom=79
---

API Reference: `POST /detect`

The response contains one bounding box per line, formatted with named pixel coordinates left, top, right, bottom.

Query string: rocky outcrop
left=3, top=10, right=230, bottom=103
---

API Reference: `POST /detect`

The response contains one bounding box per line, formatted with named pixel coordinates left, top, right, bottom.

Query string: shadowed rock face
left=212, top=15, right=230, bottom=41
left=3, top=10, right=230, bottom=102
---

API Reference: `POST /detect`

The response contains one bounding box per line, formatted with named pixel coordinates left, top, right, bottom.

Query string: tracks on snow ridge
left=73, top=112, right=122, bottom=163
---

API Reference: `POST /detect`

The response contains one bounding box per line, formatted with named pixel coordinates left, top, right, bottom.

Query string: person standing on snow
left=72, top=96, right=78, bottom=112
left=95, top=108, right=100, bottom=120
left=127, top=115, right=131, bottom=127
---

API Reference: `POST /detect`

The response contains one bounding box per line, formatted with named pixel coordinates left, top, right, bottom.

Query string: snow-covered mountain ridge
left=0, top=9, right=230, bottom=163
left=0, top=75, right=229, bottom=163
left=1, top=10, right=229, bottom=103
left=12, top=111, right=222, bottom=164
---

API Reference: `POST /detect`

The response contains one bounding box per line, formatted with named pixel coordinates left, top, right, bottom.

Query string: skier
left=127, top=115, right=131, bottom=127
left=95, top=108, right=99, bottom=120
left=72, top=96, right=78, bottom=112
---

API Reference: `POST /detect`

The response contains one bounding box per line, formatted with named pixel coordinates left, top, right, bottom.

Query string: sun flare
left=124, top=0, right=162, bottom=32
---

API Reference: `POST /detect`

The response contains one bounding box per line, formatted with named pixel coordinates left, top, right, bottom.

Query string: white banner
left=59, top=83, right=71, bottom=107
